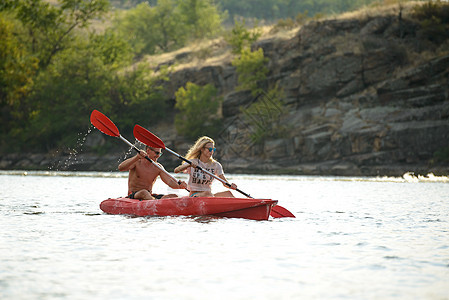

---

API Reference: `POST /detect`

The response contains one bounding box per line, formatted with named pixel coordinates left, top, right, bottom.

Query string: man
left=118, top=145, right=187, bottom=200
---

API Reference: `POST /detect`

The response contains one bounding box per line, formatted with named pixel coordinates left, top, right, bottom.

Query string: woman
left=174, top=136, right=237, bottom=197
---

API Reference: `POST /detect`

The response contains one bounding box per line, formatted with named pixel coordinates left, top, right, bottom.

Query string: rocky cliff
left=2, top=3, right=448, bottom=176
left=158, top=4, right=449, bottom=176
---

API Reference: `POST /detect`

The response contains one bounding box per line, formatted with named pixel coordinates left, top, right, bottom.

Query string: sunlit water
left=1, top=170, right=448, bottom=299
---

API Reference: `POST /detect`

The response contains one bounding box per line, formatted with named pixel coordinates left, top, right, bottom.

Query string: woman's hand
left=223, top=182, right=237, bottom=190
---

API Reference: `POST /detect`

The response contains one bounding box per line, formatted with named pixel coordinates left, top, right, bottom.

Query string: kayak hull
left=100, top=197, right=278, bottom=220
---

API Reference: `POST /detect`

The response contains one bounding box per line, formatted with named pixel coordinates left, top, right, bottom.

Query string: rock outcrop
left=157, top=10, right=449, bottom=176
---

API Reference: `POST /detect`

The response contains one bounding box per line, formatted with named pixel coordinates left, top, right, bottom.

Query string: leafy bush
left=231, top=47, right=269, bottom=96
left=412, top=0, right=449, bottom=44
left=270, top=18, right=296, bottom=34
left=224, top=19, right=261, bottom=54
left=296, top=10, right=309, bottom=25
left=413, top=0, right=449, bottom=22
left=228, top=24, right=287, bottom=145
left=175, top=82, right=223, bottom=139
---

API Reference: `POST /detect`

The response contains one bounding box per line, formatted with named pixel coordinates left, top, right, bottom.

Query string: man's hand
left=179, top=181, right=188, bottom=189
left=138, top=149, right=146, bottom=158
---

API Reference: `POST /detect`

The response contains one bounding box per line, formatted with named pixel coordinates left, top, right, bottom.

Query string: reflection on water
left=0, top=171, right=448, bottom=299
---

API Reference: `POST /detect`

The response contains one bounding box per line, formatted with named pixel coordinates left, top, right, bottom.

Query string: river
left=1, top=170, right=448, bottom=299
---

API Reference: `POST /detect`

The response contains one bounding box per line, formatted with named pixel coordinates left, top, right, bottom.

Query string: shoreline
left=1, top=152, right=447, bottom=177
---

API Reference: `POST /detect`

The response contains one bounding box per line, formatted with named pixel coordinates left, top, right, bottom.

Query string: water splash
left=118, top=141, right=136, bottom=163
left=402, top=172, right=449, bottom=183
left=48, top=127, right=92, bottom=171
left=373, top=172, right=449, bottom=183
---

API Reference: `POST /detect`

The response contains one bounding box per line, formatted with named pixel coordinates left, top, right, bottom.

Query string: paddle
left=90, top=110, right=187, bottom=191
left=133, top=124, right=295, bottom=218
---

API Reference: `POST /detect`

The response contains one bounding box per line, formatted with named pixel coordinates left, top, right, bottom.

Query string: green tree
left=0, top=0, right=112, bottom=151
left=108, top=63, right=170, bottom=134
left=18, top=32, right=168, bottom=151
left=24, top=52, right=112, bottom=149
left=175, top=82, right=222, bottom=139
left=91, top=30, right=133, bottom=67
left=177, top=0, right=225, bottom=39
left=17, top=34, right=120, bottom=150
left=113, top=0, right=224, bottom=57
left=112, top=2, right=180, bottom=57
left=0, top=15, right=38, bottom=136
left=231, top=47, right=269, bottom=96
left=224, top=19, right=261, bottom=54
left=12, top=0, right=109, bottom=69
left=152, top=0, right=188, bottom=51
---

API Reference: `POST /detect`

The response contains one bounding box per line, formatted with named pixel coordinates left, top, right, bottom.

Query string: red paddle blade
left=270, top=209, right=283, bottom=218
left=271, top=205, right=295, bottom=218
left=90, top=110, right=120, bottom=137
left=133, top=125, right=166, bottom=149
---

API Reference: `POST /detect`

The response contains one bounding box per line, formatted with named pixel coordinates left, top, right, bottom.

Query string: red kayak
left=100, top=197, right=278, bottom=220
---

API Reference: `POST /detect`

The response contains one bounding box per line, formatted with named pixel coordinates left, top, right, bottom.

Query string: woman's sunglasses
left=206, top=147, right=216, bottom=152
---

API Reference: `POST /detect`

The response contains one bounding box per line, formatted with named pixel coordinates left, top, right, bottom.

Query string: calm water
left=1, top=170, right=448, bottom=299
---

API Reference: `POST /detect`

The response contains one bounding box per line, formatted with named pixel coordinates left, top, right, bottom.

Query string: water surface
left=1, top=171, right=448, bottom=299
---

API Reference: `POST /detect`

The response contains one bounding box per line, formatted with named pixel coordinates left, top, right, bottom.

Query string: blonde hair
left=185, top=136, right=215, bottom=162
